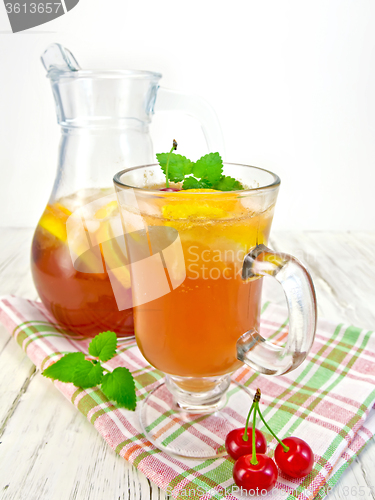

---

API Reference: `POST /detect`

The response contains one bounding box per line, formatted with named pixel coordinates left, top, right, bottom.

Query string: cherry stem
left=250, top=400, right=258, bottom=465
left=256, top=403, right=289, bottom=453
left=165, top=140, right=177, bottom=188
left=243, top=388, right=261, bottom=442
left=242, top=402, right=254, bottom=442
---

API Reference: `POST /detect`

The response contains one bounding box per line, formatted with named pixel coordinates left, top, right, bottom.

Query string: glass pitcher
left=31, top=43, right=224, bottom=337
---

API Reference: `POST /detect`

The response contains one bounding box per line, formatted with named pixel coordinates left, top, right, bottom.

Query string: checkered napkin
left=1, top=295, right=375, bottom=500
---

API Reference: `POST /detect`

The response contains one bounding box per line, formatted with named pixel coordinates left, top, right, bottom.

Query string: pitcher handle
left=237, top=244, right=317, bottom=376
left=155, top=87, right=225, bottom=157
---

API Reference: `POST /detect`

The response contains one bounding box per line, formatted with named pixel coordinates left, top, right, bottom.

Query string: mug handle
left=155, top=87, right=225, bottom=157
left=237, top=244, right=317, bottom=376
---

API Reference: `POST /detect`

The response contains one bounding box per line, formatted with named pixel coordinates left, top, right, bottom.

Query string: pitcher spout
left=41, top=43, right=81, bottom=76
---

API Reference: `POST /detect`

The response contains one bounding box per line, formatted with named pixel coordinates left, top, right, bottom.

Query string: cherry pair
left=225, top=389, right=314, bottom=492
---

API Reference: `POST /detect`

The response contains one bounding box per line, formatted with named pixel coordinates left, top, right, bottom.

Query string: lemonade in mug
left=114, top=161, right=316, bottom=415
left=129, top=190, right=273, bottom=379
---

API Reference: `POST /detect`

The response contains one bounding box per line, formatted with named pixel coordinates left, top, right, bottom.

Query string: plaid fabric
left=0, top=295, right=375, bottom=500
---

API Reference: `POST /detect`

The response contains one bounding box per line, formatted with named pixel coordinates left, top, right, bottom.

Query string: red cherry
left=159, top=188, right=180, bottom=192
left=225, top=427, right=267, bottom=460
left=233, top=454, right=278, bottom=493
left=274, top=437, right=314, bottom=478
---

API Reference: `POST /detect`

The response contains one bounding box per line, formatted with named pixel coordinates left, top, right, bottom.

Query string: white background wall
left=0, top=0, right=375, bottom=230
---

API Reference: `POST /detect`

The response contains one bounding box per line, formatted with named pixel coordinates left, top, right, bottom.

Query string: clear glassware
left=113, top=163, right=317, bottom=458
left=31, top=43, right=224, bottom=337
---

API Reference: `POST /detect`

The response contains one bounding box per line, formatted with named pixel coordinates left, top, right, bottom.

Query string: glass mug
left=113, top=163, right=317, bottom=457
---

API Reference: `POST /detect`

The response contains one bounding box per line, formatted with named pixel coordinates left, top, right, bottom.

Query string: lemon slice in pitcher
left=94, top=200, right=118, bottom=220
left=38, top=203, right=72, bottom=241
left=91, top=200, right=131, bottom=286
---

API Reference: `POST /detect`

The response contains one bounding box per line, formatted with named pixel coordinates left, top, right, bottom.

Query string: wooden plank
left=270, top=232, right=375, bottom=329
left=0, top=227, right=38, bottom=300
left=0, top=227, right=40, bottom=443
left=0, top=326, right=37, bottom=433
left=0, top=370, right=169, bottom=500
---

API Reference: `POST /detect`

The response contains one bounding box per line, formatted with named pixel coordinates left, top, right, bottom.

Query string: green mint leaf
left=182, top=176, right=213, bottom=190
left=73, top=359, right=104, bottom=388
left=213, top=175, right=244, bottom=191
left=192, top=152, right=223, bottom=184
left=42, top=352, right=85, bottom=383
left=88, top=331, right=117, bottom=362
left=156, top=145, right=244, bottom=192
left=101, top=367, right=136, bottom=411
left=156, top=153, right=193, bottom=183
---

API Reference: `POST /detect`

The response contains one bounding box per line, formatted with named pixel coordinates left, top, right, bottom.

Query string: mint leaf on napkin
left=88, top=330, right=117, bottom=362
left=101, top=367, right=136, bottom=411
left=42, top=332, right=136, bottom=410
left=42, top=352, right=85, bottom=383
left=73, top=360, right=104, bottom=388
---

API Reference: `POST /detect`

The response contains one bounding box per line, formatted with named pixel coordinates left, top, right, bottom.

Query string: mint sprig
left=192, top=152, right=223, bottom=184
left=213, top=175, right=244, bottom=192
left=73, top=360, right=104, bottom=389
left=42, top=352, right=85, bottom=383
left=157, top=152, right=193, bottom=183
left=42, top=331, right=136, bottom=411
left=101, top=367, right=136, bottom=411
left=182, top=177, right=213, bottom=190
left=156, top=139, right=192, bottom=187
left=88, top=330, right=117, bottom=362
left=156, top=141, right=244, bottom=191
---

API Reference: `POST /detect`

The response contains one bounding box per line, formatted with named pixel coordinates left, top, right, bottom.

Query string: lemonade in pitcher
left=33, top=43, right=225, bottom=337
left=31, top=190, right=134, bottom=337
